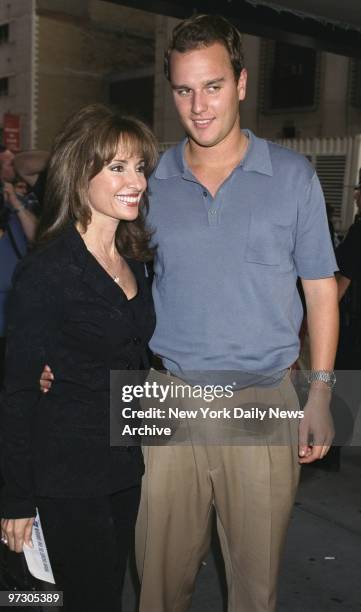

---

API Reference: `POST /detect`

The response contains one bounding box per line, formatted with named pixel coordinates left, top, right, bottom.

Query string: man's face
left=0, top=149, right=15, bottom=181
left=169, top=42, right=247, bottom=149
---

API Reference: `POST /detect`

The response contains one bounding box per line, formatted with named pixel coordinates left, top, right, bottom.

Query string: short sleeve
left=293, top=172, right=338, bottom=279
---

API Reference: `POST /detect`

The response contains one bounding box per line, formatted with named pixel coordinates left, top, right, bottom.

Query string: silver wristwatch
left=308, top=370, right=336, bottom=389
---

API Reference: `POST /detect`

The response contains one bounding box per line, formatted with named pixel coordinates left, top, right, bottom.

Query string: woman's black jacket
left=0, top=224, right=155, bottom=518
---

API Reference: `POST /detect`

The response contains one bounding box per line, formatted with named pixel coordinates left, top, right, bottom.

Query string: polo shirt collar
left=241, top=130, right=273, bottom=176
left=154, top=129, right=273, bottom=179
left=154, top=139, right=185, bottom=179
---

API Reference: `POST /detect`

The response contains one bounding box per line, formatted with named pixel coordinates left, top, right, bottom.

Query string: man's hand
left=298, top=384, right=335, bottom=463
left=40, top=364, right=54, bottom=393
left=1, top=517, right=34, bottom=553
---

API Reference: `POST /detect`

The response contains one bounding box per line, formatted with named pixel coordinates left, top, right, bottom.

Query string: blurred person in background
left=14, top=150, right=49, bottom=212
left=13, top=175, right=40, bottom=215
left=335, top=182, right=361, bottom=368
left=0, top=146, right=38, bottom=387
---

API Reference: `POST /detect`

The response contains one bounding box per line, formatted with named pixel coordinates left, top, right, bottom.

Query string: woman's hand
left=40, top=364, right=54, bottom=393
left=1, top=517, right=35, bottom=552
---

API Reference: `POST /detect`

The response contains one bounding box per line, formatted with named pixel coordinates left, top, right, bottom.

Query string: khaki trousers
left=136, top=372, right=301, bottom=612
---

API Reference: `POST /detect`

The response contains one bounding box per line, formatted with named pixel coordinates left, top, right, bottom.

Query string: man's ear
left=237, top=68, right=247, bottom=102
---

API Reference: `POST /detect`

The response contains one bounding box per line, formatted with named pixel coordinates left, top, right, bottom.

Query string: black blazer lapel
left=81, top=256, right=128, bottom=307
left=65, top=223, right=128, bottom=308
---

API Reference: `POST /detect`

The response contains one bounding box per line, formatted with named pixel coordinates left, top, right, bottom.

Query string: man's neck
left=184, top=128, right=249, bottom=197
left=185, top=128, right=248, bottom=171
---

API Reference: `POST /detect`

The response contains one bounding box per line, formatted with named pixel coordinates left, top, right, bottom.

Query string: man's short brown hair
left=164, top=14, right=245, bottom=81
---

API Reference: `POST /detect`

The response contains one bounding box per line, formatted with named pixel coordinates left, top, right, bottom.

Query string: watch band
left=307, top=370, right=336, bottom=389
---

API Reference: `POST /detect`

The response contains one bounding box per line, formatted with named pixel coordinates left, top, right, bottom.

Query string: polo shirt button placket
left=208, top=208, right=218, bottom=226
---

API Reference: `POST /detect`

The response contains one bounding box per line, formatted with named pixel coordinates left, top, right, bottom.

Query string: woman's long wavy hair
left=36, top=104, right=158, bottom=261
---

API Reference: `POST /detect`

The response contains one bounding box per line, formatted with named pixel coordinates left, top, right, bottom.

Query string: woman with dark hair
left=0, top=104, right=157, bottom=611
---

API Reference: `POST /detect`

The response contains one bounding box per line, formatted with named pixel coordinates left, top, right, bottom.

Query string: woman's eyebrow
left=110, top=157, right=145, bottom=163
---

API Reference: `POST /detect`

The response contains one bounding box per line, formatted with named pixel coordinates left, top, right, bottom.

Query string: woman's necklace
left=88, top=248, right=122, bottom=285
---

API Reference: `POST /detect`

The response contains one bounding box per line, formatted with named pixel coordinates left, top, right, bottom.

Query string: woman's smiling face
left=87, top=144, right=147, bottom=223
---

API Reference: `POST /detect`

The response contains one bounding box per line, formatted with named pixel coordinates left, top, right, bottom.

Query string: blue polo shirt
left=147, top=130, right=337, bottom=385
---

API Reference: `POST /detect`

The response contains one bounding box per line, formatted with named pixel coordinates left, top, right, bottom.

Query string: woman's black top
left=0, top=224, right=155, bottom=518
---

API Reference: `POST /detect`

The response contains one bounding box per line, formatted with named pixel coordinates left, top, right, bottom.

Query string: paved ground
left=123, top=446, right=361, bottom=611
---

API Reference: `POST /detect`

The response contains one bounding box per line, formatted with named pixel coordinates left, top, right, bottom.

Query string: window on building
left=260, top=40, right=319, bottom=112
left=349, top=58, right=361, bottom=108
left=0, top=23, right=9, bottom=45
left=0, top=77, right=8, bottom=96
left=282, top=124, right=296, bottom=139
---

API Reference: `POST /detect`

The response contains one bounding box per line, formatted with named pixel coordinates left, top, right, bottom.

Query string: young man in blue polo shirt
left=135, top=14, right=339, bottom=612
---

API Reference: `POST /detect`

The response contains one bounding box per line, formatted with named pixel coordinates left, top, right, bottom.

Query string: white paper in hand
left=23, top=509, right=55, bottom=583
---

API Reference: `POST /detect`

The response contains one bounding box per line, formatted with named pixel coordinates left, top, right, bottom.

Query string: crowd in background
left=0, top=148, right=48, bottom=387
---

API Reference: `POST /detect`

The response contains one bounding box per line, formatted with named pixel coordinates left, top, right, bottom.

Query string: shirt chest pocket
left=245, top=213, right=294, bottom=272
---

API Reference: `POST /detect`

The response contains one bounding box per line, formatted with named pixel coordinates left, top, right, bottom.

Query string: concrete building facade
left=0, top=0, right=35, bottom=150
left=2, top=4, right=360, bottom=149
left=0, top=0, right=155, bottom=150
left=35, top=0, right=155, bottom=149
